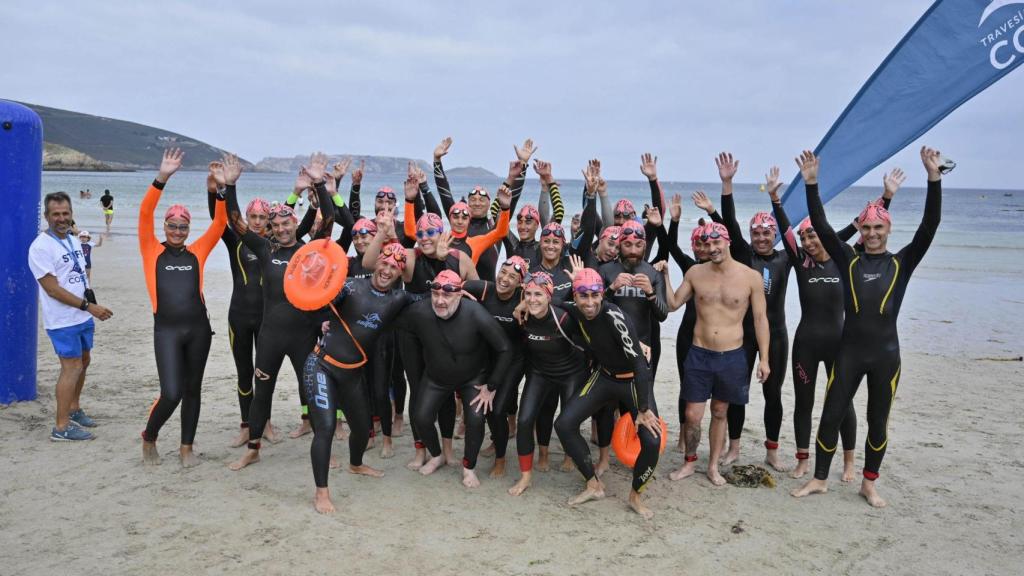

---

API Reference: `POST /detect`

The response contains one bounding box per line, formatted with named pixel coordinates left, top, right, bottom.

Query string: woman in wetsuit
left=792, top=147, right=942, bottom=508
left=139, top=148, right=228, bottom=467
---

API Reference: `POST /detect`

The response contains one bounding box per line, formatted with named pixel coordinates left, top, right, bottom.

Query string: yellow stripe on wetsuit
left=849, top=255, right=900, bottom=315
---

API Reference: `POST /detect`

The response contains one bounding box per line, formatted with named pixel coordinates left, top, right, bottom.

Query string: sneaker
left=51, top=425, right=95, bottom=442
left=69, top=409, right=97, bottom=428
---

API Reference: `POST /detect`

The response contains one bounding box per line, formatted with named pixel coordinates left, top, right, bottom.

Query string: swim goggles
left=523, top=272, right=552, bottom=286
left=620, top=227, right=646, bottom=239
left=573, top=284, right=603, bottom=295
left=501, top=260, right=525, bottom=273
left=429, top=282, right=462, bottom=293
left=165, top=223, right=190, bottom=231
left=700, top=230, right=725, bottom=242
left=750, top=222, right=776, bottom=230
left=376, top=187, right=396, bottom=200
left=541, top=227, right=565, bottom=238
left=468, top=186, right=488, bottom=197
left=517, top=215, right=536, bottom=223
left=450, top=208, right=470, bottom=217
left=416, top=227, right=443, bottom=239
left=614, top=210, right=636, bottom=218
left=354, top=227, right=376, bottom=236
left=269, top=205, right=296, bottom=219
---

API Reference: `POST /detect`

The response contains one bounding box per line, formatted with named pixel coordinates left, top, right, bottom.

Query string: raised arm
left=798, top=150, right=850, bottom=268
left=571, top=176, right=599, bottom=257
left=139, top=148, right=184, bottom=254
left=465, top=186, right=511, bottom=263
left=190, top=154, right=234, bottom=257
left=640, top=153, right=665, bottom=217
left=898, top=147, right=943, bottom=273
left=432, top=137, right=455, bottom=215
left=764, top=166, right=800, bottom=262
left=348, top=159, right=364, bottom=218
left=837, top=167, right=902, bottom=243
left=716, top=152, right=751, bottom=262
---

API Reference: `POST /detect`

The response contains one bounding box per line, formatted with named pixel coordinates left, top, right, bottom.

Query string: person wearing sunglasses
left=137, top=148, right=227, bottom=466
left=462, top=256, right=529, bottom=478
left=659, top=221, right=771, bottom=488
left=229, top=153, right=338, bottom=472
left=365, top=208, right=478, bottom=469
left=793, top=148, right=943, bottom=508
left=391, top=269, right=513, bottom=489
left=547, top=265, right=662, bottom=519
left=305, top=242, right=415, bottom=514
left=205, top=161, right=282, bottom=447
left=431, top=136, right=531, bottom=282
left=504, top=271, right=589, bottom=496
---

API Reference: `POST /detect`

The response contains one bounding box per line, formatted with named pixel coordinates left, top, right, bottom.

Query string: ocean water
left=45, top=170, right=1024, bottom=358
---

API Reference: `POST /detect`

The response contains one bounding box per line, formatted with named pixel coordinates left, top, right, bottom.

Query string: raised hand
left=566, top=254, right=586, bottom=279
left=507, top=160, right=525, bottom=183
left=414, top=164, right=428, bottom=185
left=514, top=138, right=537, bottom=164
left=497, top=184, right=512, bottom=210
left=920, top=146, right=942, bottom=181
left=305, top=152, right=329, bottom=182
left=533, top=159, right=553, bottom=185
left=433, top=137, right=453, bottom=161
left=597, top=176, right=608, bottom=198
left=376, top=209, right=396, bottom=239
left=794, top=150, right=819, bottom=185
left=692, top=189, right=715, bottom=214
left=716, top=152, right=739, bottom=182
left=209, top=161, right=226, bottom=188
left=670, top=194, right=682, bottom=222
left=206, top=172, right=218, bottom=195
left=324, top=169, right=337, bottom=195
left=645, top=204, right=662, bottom=228
left=581, top=164, right=598, bottom=195
left=223, top=153, right=243, bottom=186
left=294, top=169, right=312, bottom=194
left=640, top=153, right=658, bottom=181
left=883, top=167, right=906, bottom=199
left=404, top=172, right=418, bottom=202
left=352, top=159, right=365, bottom=186
left=764, top=166, right=782, bottom=201
left=157, top=148, right=184, bottom=183
left=435, top=230, right=452, bottom=255
left=333, top=157, right=352, bottom=180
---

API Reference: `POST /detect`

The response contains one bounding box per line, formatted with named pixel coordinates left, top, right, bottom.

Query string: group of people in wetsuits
left=136, top=139, right=945, bottom=517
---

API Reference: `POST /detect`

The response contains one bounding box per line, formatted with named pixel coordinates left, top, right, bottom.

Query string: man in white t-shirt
left=28, top=192, right=113, bottom=441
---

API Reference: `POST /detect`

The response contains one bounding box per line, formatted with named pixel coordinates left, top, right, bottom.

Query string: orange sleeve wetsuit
left=139, top=180, right=227, bottom=445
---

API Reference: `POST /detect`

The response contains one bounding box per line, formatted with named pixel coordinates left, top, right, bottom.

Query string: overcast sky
left=3, top=1, right=1021, bottom=188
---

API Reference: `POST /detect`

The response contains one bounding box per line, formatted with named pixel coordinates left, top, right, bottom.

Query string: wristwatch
left=79, top=299, right=90, bottom=311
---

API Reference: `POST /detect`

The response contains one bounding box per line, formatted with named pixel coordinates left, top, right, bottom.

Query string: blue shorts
left=46, top=319, right=95, bottom=359
left=682, top=345, right=750, bottom=405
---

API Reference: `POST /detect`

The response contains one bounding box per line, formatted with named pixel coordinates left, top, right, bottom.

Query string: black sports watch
left=79, top=299, right=90, bottom=311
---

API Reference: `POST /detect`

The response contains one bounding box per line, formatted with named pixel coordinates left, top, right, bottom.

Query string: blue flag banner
left=780, top=0, right=1024, bottom=223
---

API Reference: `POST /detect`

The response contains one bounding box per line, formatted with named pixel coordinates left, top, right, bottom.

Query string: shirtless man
left=658, top=222, right=770, bottom=485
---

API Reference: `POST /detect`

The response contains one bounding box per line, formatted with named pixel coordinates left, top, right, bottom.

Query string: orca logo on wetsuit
left=357, top=312, right=382, bottom=330
left=808, top=276, right=840, bottom=283
left=607, top=309, right=638, bottom=358
left=164, top=265, right=194, bottom=271
left=554, top=281, right=572, bottom=292
left=495, top=315, right=515, bottom=323
left=271, top=259, right=289, bottom=266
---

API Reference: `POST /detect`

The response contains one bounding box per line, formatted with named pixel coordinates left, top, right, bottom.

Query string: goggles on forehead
left=450, top=208, right=470, bottom=217
left=429, top=282, right=462, bottom=293
left=381, top=247, right=407, bottom=262
left=621, top=227, right=646, bottom=240
left=269, top=205, right=295, bottom=219
left=574, top=284, right=603, bottom=295
left=501, top=260, right=525, bottom=273
left=541, top=227, right=565, bottom=238
left=416, top=227, right=443, bottom=239
left=614, top=210, right=635, bottom=218
left=523, top=272, right=552, bottom=286
left=700, top=230, right=725, bottom=242
left=354, top=227, right=376, bottom=236
left=468, top=186, right=488, bottom=197
left=750, top=222, right=776, bottom=230
left=376, top=189, right=397, bottom=200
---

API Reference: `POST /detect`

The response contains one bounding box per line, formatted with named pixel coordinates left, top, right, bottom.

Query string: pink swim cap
left=600, top=225, right=622, bottom=242
left=449, top=201, right=470, bottom=217
left=797, top=217, right=813, bottom=234
left=701, top=222, right=731, bottom=243
left=501, top=256, right=528, bottom=280
left=246, top=198, right=270, bottom=217
left=749, top=211, right=777, bottom=231
left=524, top=270, right=554, bottom=296
left=417, top=213, right=444, bottom=232
left=377, top=242, right=406, bottom=271
left=572, top=268, right=604, bottom=293
left=164, top=204, right=191, bottom=223
left=614, top=199, right=636, bottom=216
left=618, top=220, right=646, bottom=244
left=353, top=218, right=378, bottom=234
left=541, top=222, right=566, bottom=243
left=433, top=269, right=463, bottom=288
left=518, top=204, right=540, bottom=221
left=858, top=199, right=891, bottom=226
left=690, top=222, right=706, bottom=251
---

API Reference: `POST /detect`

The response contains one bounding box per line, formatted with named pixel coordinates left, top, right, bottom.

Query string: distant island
left=23, top=102, right=497, bottom=177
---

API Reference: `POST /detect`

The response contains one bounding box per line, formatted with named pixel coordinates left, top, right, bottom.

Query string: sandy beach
left=2, top=205, right=1022, bottom=576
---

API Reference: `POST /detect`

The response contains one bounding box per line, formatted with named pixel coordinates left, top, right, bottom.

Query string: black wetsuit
left=229, top=182, right=334, bottom=447
left=598, top=259, right=669, bottom=375
left=807, top=180, right=940, bottom=480
left=305, top=278, right=413, bottom=487
left=554, top=301, right=660, bottom=493
left=463, top=280, right=525, bottom=461
left=396, top=298, right=512, bottom=470
left=516, top=309, right=587, bottom=471
left=208, top=194, right=263, bottom=428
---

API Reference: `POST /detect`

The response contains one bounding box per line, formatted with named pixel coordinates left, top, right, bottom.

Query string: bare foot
left=568, top=480, right=605, bottom=506
left=314, top=488, right=335, bottom=514
left=508, top=472, right=532, bottom=496
left=536, top=448, right=551, bottom=472
left=349, top=464, right=385, bottom=478
left=419, top=454, right=445, bottom=476
left=406, top=447, right=426, bottom=470
left=263, top=421, right=282, bottom=444
left=142, top=441, right=161, bottom=466
left=480, top=442, right=496, bottom=457
left=842, top=450, right=856, bottom=482
left=230, top=426, right=249, bottom=447
left=628, top=490, right=654, bottom=520
left=764, top=448, right=789, bottom=472
left=490, top=457, right=506, bottom=479
left=179, top=445, right=201, bottom=468
left=720, top=440, right=741, bottom=466
left=594, top=455, right=609, bottom=479
left=335, top=421, right=348, bottom=441
left=229, top=449, right=260, bottom=471
left=462, top=467, right=481, bottom=488
left=391, top=414, right=404, bottom=437
left=380, top=437, right=394, bottom=459
left=560, top=456, right=576, bottom=473
left=707, top=466, right=727, bottom=486
left=670, top=460, right=697, bottom=481
left=289, top=420, right=312, bottom=439
left=791, top=478, right=829, bottom=498
left=860, top=479, right=887, bottom=508
left=790, top=457, right=811, bottom=479
left=329, top=455, right=340, bottom=469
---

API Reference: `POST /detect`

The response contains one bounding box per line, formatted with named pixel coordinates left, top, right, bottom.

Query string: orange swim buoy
left=611, top=412, right=668, bottom=469
left=284, top=238, right=348, bottom=311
